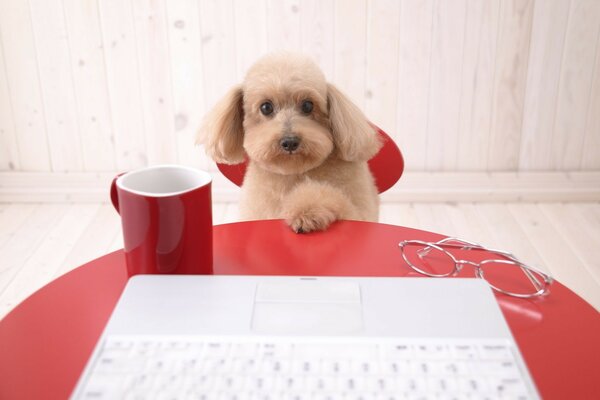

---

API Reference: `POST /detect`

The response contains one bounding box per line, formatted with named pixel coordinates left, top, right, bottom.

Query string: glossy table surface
left=0, top=220, right=599, bottom=399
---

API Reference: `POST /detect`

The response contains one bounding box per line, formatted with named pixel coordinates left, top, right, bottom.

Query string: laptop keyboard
left=75, top=336, right=534, bottom=400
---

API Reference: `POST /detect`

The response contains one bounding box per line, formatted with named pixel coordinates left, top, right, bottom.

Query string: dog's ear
left=197, top=85, right=246, bottom=164
left=327, top=83, right=382, bottom=162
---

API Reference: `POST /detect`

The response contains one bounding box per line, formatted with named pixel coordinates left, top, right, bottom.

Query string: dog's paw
left=286, top=204, right=337, bottom=233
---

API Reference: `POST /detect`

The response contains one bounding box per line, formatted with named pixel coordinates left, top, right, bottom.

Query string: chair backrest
left=216, top=126, right=404, bottom=194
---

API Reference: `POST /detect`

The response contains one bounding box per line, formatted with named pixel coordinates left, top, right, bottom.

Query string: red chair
left=217, top=126, right=404, bottom=194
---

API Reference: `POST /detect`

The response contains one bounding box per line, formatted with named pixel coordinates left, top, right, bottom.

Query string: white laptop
left=71, top=275, right=540, bottom=399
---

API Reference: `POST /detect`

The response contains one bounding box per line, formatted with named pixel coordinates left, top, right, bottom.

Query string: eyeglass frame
left=398, top=237, right=554, bottom=298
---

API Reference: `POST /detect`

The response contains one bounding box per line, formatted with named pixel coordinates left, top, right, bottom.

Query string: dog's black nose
left=280, top=136, right=300, bottom=153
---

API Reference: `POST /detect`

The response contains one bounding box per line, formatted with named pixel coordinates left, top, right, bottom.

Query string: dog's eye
left=301, top=100, right=313, bottom=114
left=260, top=101, right=274, bottom=116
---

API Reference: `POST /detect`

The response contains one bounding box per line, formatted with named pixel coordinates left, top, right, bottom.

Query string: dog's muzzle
left=280, top=135, right=301, bottom=153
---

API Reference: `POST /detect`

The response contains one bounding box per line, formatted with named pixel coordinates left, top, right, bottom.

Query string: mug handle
left=110, top=173, right=125, bottom=214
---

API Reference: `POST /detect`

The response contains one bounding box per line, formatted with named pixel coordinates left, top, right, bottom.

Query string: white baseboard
left=379, top=171, right=600, bottom=202
left=0, top=171, right=599, bottom=203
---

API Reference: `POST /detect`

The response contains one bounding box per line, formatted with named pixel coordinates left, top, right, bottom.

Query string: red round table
left=1, top=220, right=599, bottom=399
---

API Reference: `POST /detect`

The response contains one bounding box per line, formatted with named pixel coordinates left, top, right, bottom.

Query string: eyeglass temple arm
left=420, top=237, right=520, bottom=261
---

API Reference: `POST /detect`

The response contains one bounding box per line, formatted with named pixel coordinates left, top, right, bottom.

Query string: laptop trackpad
left=251, top=281, right=363, bottom=335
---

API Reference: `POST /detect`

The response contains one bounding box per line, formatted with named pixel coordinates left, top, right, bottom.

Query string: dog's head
left=199, top=52, right=381, bottom=175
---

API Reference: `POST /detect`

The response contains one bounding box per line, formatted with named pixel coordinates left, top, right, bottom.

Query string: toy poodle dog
left=198, top=52, right=382, bottom=233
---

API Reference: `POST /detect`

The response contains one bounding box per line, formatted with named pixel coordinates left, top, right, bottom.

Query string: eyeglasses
left=398, top=237, right=554, bottom=298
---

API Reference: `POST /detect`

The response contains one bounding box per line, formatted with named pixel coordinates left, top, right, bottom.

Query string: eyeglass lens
left=480, top=261, right=545, bottom=296
left=405, top=243, right=546, bottom=296
left=402, top=244, right=455, bottom=277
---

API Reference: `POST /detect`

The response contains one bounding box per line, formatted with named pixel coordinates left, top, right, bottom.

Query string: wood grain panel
left=582, top=33, right=600, bottom=169
left=396, top=0, right=435, bottom=171
left=475, top=203, right=547, bottom=272
left=510, top=203, right=600, bottom=308
left=0, top=204, right=68, bottom=299
left=132, top=0, right=177, bottom=165
left=0, top=204, right=98, bottom=316
left=29, top=0, right=83, bottom=172
left=0, top=204, right=36, bottom=249
left=98, top=0, right=147, bottom=170
left=457, top=0, right=500, bottom=171
left=63, top=0, right=116, bottom=171
left=551, top=0, right=600, bottom=170
left=519, top=0, right=570, bottom=171
left=0, top=35, right=19, bottom=171
left=165, top=0, right=208, bottom=169
left=299, top=0, right=335, bottom=79
left=54, top=203, right=120, bottom=277
left=199, top=0, right=237, bottom=110
left=233, top=0, right=268, bottom=81
left=266, top=0, right=301, bottom=52
left=425, top=0, right=467, bottom=171
left=0, top=0, right=51, bottom=171
left=198, top=0, right=237, bottom=172
left=488, top=0, right=534, bottom=171
left=365, top=0, right=401, bottom=136
left=0, top=1, right=599, bottom=174
left=540, top=203, right=600, bottom=287
left=334, top=0, right=367, bottom=108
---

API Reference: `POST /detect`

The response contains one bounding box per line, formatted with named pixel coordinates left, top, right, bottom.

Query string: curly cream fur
left=198, top=52, right=382, bottom=232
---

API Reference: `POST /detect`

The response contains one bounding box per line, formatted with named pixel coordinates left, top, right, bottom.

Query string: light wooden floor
left=0, top=201, right=599, bottom=320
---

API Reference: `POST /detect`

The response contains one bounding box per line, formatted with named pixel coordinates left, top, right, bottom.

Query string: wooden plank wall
left=0, top=0, right=599, bottom=174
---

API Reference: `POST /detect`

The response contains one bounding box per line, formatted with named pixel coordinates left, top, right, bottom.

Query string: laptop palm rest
left=252, top=281, right=363, bottom=335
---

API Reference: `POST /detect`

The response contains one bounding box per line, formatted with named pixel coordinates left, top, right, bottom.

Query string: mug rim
left=116, top=164, right=212, bottom=198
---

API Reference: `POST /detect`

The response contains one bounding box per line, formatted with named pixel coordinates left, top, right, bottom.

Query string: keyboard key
left=425, top=376, right=458, bottom=393
left=474, top=361, right=520, bottom=379
left=451, top=344, right=478, bottom=360
left=261, top=343, right=293, bottom=358
left=248, top=394, right=277, bottom=400
left=278, top=375, right=307, bottom=391
left=410, top=361, right=442, bottom=375
left=201, top=357, right=231, bottom=374
left=281, top=393, right=311, bottom=400
left=205, top=342, right=231, bottom=357
left=440, top=361, right=469, bottom=375
left=103, top=338, right=134, bottom=351
left=123, top=390, right=159, bottom=400
left=292, top=359, right=320, bottom=375
left=322, top=359, right=351, bottom=374
left=345, top=393, right=378, bottom=400
left=340, top=376, right=367, bottom=392
left=252, top=375, right=278, bottom=392
left=307, top=375, right=339, bottom=392
left=395, top=376, right=426, bottom=392
left=366, top=375, right=396, bottom=392
left=350, top=359, right=380, bottom=374
left=478, top=344, right=513, bottom=361
left=457, top=377, right=490, bottom=393
left=81, top=374, right=125, bottom=399
left=153, top=373, right=186, bottom=391
left=232, top=342, right=258, bottom=358
left=312, top=394, right=346, bottom=400
left=156, top=389, right=188, bottom=400
left=374, top=395, right=407, bottom=400
left=489, top=377, right=529, bottom=396
left=383, top=343, right=414, bottom=359
left=384, top=360, right=411, bottom=374
left=260, top=358, right=290, bottom=374
left=414, top=344, right=450, bottom=359
left=231, top=358, right=259, bottom=374
left=186, top=374, right=214, bottom=392
left=215, top=394, right=242, bottom=400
